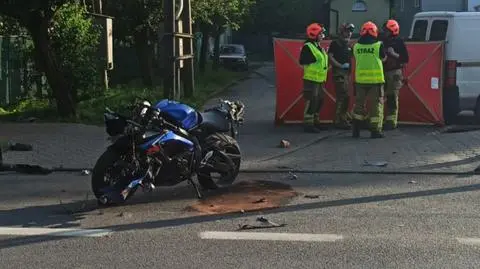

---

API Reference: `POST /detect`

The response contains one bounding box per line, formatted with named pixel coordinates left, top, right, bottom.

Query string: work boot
left=370, top=130, right=385, bottom=139
left=314, top=123, right=329, bottom=131
left=304, top=125, right=322, bottom=133
left=335, top=121, right=351, bottom=130
left=383, top=121, right=397, bottom=131
left=352, top=120, right=361, bottom=138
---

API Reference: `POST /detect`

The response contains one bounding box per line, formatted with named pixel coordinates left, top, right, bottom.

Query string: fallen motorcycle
left=91, top=98, right=245, bottom=205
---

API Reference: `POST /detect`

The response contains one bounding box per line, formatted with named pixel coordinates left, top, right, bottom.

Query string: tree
left=103, top=0, right=163, bottom=87
left=50, top=3, right=100, bottom=102
left=0, top=0, right=77, bottom=117
left=242, top=0, right=318, bottom=35
left=193, top=0, right=255, bottom=72
left=0, top=1, right=101, bottom=117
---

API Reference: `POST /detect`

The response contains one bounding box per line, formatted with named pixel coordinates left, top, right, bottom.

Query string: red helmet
left=306, top=23, right=324, bottom=39
left=384, top=19, right=400, bottom=36
left=360, top=21, right=378, bottom=38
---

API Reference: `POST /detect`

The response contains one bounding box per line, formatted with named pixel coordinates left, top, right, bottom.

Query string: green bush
left=50, top=2, right=101, bottom=101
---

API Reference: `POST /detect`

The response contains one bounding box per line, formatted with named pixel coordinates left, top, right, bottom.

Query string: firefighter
left=382, top=19, right=409, bottom=130
left=298, top=23, right=329, bottom=133
left=328, top=22, right=355, bottom=129
left=352, top=21, right=387, bottom=138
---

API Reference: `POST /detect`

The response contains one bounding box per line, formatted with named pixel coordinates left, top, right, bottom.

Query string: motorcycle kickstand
left=188, top=177, right=204, bottom=199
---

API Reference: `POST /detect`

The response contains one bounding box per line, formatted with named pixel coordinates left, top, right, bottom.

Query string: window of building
left=352, top=0, right=367, bottom=12
left=411, top=19, right=427, bottom=41
left=400, top=0, right=404, bottom=11
left=429, top=20, right=448, bottom=41
left=414, top=0, right=420, bottom=8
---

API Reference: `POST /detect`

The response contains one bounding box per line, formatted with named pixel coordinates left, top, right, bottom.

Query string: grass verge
left=0, top=64, right=259, bottom=125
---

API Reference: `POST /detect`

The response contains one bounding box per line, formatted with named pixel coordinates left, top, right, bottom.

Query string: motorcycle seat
left=197, top=110, right=230, bottom=133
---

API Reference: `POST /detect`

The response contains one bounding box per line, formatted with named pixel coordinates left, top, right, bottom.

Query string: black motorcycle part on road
left=197, top=133, right=241, bottom=190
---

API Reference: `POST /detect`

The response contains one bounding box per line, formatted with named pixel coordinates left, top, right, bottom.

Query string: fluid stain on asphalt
left=186, top=180, right=297, bottom=215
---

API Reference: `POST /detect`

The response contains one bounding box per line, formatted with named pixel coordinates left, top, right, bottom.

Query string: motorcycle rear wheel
left=197, top=133, right=241, bottom=190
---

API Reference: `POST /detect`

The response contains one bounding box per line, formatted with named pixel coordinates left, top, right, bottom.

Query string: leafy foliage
left=50, top=2, right=101, bottom=100
left=193, top=0, right=255, bottom=32
left=103, top=0, right=163, bottom=44
left=243, top=0, right=318, bottom=34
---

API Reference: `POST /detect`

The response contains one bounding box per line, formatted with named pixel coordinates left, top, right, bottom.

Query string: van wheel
left=474, top=98, right=480, bottom=124
left=443, top=86, right=460, bottom=125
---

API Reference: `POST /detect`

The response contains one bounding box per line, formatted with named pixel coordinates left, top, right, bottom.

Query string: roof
left=414, top=11, right=480, bottom=18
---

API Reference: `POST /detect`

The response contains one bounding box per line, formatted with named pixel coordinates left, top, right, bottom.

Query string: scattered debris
left=0, top=163, right=51, bottom=175
left=363, top=161, right=388, bottom=167
left=304, top=194, right=320, bottom=199
left=117, top=212, right=133, bottom=218
left=8, top=142, right=33, bottom=151
left=276, top=165, right=293, bottom=169
left=392, top=151, right=397, bottom=154
left=237, top=216, right=286, bottom=230
left=288, top=171, right=298, bottom=180
left=408, top=180, right=417, bottom=184
left=58, top=193, right=90, bottom=214
left=18, top=117, right=37, bottom=123
left=81, top=170, right=91, bottom=176
left=278, top=140, right=291, bottom=148
left=253, top=197, right=267, bottom=204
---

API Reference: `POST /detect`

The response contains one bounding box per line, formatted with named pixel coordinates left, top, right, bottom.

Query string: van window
left=411, top=20, right=428, bottom=41
left=429, top=20, right=448, bottom=41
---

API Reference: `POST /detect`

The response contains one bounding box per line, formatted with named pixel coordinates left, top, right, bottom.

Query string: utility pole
left=163, top=0, right=195, bottom=100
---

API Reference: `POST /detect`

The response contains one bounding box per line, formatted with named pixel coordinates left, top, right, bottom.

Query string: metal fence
left=0, top=35, right=29, bottom=106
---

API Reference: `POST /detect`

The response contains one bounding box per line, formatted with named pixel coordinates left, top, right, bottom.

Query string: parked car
left=214, top=44, right=249, bottom=71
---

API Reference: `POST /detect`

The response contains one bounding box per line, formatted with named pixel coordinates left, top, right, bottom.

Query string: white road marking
left=199, top=231, right=343, bottom=242
left=457, top=237, right=480, bottom=246
left=0, top=227, right=113, bottom=237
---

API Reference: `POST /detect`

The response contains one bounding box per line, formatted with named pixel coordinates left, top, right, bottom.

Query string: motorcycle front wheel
left=91, top=148, right=136, bottom=202
left=197, top=133, right=241, bottom=190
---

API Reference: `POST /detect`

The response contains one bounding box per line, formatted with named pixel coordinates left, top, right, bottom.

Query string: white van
left=409, top=11, right=480, bottom=123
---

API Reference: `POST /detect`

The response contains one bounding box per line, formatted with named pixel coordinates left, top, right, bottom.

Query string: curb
left=2, top=165, right=476, bottom=176
left=257, top=131, right=347, bottom=162
left=238, top=168, right=476, bottom=176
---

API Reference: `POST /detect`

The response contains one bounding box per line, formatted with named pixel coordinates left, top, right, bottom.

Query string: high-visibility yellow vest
left=353, top=41, right=385, bottom=84
left=303, top=42, right=328, bottom=83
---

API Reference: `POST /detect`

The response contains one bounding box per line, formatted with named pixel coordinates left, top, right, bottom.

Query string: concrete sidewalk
left=2, top=64, right=480, bottom=173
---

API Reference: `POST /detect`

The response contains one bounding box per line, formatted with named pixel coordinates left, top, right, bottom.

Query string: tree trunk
left=133, top=28, right=154, bottom=87
left=199, top=24, right=209, bottom=74
left=212, top=30, right=221, bottom=71
left=26, top=12, right=76, bottom=117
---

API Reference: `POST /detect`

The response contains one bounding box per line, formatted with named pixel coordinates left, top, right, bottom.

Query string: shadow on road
left=2, top=181, right=480, bottom=249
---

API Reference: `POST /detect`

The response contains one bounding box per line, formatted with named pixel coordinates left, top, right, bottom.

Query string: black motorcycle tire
left=197, top=133, right=241, bottom=190
left=91, top=148, right=133, bottom=202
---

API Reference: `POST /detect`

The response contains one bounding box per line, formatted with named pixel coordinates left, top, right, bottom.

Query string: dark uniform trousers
left=332, top=68, right=351, bottom=124
left=303, top=79, right=325, bottom=125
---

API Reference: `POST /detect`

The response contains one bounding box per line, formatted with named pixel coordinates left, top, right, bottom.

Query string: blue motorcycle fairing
left=154, top=99, right=199, bottom=130
left=139, top=130, right=195, bottom=152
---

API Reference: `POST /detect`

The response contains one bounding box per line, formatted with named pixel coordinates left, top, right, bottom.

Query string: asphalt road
left=1, top=171, right=480, bottom=269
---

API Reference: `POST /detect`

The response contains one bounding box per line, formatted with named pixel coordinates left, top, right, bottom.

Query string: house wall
left=392, top=0, right=422, bottom=37
left=330, top=0, right=390, bottom=35
left=421, top=0, right=466, bottom=11
left=468, top=0, right=480, bottom=10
